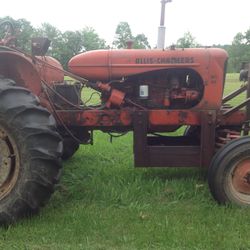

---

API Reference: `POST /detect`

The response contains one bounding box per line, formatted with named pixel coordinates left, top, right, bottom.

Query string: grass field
left=1, top=74, right=250, bottom=250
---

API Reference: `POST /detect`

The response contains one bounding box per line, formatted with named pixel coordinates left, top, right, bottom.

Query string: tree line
left=176, top=31, right=250, bottom=73
left=0, top=16, right=249, bottom=72
left=0, top=17, right=151, bottom=68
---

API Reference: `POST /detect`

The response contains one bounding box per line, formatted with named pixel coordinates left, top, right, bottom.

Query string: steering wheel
left=0, top=21, right=16, bottom=46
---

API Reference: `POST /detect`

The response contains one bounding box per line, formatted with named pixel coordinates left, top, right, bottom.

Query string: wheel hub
left=232, top=159, right=250, bottom=195
left=0, top=127, right=19, bottom=198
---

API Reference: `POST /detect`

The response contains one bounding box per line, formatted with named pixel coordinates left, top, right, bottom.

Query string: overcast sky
left=1, top=0, right=250, bottom=47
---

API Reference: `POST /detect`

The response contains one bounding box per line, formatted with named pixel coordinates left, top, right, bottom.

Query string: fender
left=0, top=47, right=64, bottom=96
left=0, top=49, right=42, bottom=95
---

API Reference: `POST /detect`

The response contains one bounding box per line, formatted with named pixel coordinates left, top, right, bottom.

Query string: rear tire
left=208, top=137, right=250, bottom=206
left=62, top=136, right=79, bottom=160
left=0, top=78, right=62, bottom=224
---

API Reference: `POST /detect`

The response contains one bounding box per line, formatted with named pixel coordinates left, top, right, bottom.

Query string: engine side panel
left=68, top=48, right=228, bottom=110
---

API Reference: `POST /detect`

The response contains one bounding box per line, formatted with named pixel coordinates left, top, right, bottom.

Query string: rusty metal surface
left=0, top=50, right=42, bottom=95
left=200, top=111, right=216, bottom=168
left=133, top=110, right=201, bottom=168
left=147, top=146, right=200, bottom=167
left=55, top=107, right=247, bottom=132
left=2, top=25, right=250, bottom=170
left=133, top=111, right=149, bottom=167
left=231, top=158, right=250, bottom=195
left=0, top=126, right=20, bottom=200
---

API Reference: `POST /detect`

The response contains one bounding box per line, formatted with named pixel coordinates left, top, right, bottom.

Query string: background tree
left=113, top=22, right=150, bottom=49
left=113, top=22, right=133, bottom=49
left=134, top=34, right=151, bottom=49
left=5, top=18, right=105, bottom=68
left=59, top=27, right=107, bottom=68
left=228, top=28, right=250, bottom=72
left=0, top=16, right=35, bottom=52
left=57, top=30, right=83, bottom=68
left=176, top=32, right=198, bottom=48
left=81, top=27, right=107, bottom=51
left=35, top=23, right=63, bottom=60
left=1, top=16, right=249, bottom=73
left=35, top=25, right=107, bottom=68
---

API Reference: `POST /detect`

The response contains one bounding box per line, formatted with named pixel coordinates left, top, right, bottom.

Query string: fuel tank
left=68, top=48, right=228, bottom=82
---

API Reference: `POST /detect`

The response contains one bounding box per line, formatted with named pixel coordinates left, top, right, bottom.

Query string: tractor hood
left=68, top=48, right=228, bottom=82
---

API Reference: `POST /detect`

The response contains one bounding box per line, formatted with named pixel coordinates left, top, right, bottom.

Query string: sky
left=1, top=0, right=250, bottom=47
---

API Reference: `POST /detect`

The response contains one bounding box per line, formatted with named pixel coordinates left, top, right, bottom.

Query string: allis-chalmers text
left=135, top=57, right=194, bottom=64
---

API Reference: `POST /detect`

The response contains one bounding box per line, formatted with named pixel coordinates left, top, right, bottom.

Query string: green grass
left=1, top=73, right=250, bottom=250
left=224, top=73, right=245, bottom=106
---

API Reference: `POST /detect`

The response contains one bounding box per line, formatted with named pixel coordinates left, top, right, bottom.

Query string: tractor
left=0, top=20, right=250, bottom=225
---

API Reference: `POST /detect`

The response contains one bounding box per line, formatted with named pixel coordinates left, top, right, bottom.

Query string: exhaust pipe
left=157, top=0, right=172, bottom=49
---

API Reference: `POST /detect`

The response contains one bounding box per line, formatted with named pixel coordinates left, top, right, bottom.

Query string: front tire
left=0, top=78, right=62, bottom=224
left=208, top=137, right=250, bottom=206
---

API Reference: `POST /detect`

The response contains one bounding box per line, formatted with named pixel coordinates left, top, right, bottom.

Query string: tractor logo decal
left=135, top=57, right=194, bottom=64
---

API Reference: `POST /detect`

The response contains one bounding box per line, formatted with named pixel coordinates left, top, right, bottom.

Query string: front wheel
left=208, top=137, right=250, bottom=206
left=0, top=78, right=62, bottom=224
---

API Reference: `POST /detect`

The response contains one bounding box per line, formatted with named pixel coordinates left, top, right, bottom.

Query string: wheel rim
left=0, top=125, right=20, bottom=199
left=227, top=157, right=250, bottom=203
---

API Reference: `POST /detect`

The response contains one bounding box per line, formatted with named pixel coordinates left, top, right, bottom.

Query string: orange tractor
left=0, top=20, right=250, bottom=224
